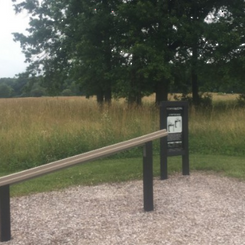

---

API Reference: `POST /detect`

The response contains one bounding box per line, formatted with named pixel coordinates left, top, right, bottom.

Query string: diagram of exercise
left=167, top=116, right=182, bottom=133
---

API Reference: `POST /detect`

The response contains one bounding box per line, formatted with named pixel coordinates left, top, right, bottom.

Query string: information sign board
left=167, top=107, right=183, bottom=152
left=160, top=101, right=189, bottom=179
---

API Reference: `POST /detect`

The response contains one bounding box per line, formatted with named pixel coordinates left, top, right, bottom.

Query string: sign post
left=160, top=101, right=189, bottom=179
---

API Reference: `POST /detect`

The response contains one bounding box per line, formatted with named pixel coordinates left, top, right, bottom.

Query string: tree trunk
left=128, top=54, right=142, bottom=106
left=104, top=87, right=112, bottom=104
left=128, top=81, right=142, bottom=106
left=191, top=2, right=200, bottom=106
left=155, top=80, right=169, bottom=105
left=98, top=0, right=112, bottom=105
left=191, top=66, right=199, bottom=105
left=96, top=89, right=104, bottom=104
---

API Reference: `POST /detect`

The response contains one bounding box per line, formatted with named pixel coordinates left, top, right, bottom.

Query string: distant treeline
left=0, top=73, right=242, bottom=99
left=0, top=77, right=82, bottom=98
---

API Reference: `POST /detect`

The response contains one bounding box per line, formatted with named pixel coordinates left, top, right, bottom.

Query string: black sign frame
left=160, top=101, right=189, bottom=179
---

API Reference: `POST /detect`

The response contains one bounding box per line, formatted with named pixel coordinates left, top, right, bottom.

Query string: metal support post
left=143, top=141, right=153, bottom=211
left=0, top=185, right=11, bottom=242
left=182, top=104, right=189, bottom=176
left=160, top=137, right=168, bottom=180
left=182, top=154, right=189, bottom=175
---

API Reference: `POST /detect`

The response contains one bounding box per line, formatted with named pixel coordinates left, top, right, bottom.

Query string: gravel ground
left=2, top=172, right=245, bottom=245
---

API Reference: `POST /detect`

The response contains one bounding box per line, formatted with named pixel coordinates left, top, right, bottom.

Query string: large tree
left=205, top=0, right=245, bottom=94
left=65, top=0, right=122, bottom=103
left=13, top=0, right=71, bottom=94
left=12, top=0, right=121, bottom=103
left=172, top=0, right=245, bottom=105
left=116, top=1, right=183, bottom=104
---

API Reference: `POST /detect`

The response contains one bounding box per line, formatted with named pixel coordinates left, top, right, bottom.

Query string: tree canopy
left=12, top=0, right=245, bottom=105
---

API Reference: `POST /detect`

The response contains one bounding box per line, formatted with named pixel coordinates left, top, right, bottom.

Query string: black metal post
left=160, top=137, right=168, bottom=180
left=0, top=185, right=11, bottom=242
left=182, top=103, right=189, bottom=175
left=160, top=105, right=168, bottom=180
left=143, top=141, right=154, bottom=211
left=182, top=154, right=189, bottom=175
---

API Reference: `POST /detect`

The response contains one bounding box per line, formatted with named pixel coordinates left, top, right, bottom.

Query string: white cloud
left=0, top=1, right=29, bottom=78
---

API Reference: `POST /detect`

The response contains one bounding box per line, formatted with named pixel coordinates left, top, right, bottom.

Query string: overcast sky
left=0, top=1, right=29, bottom=78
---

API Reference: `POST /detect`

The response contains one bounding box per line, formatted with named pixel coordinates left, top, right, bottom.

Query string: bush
left=0, top=84, right=13, bottom=98
left=30, top=87, right=46, bottom=97
left=61, top=89, right=73, bottom=96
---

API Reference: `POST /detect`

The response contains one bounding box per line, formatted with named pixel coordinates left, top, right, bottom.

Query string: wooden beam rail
left=0, top=129, right=168, bottom=242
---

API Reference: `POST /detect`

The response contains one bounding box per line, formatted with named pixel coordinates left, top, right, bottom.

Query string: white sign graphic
left=167, top=116, right=182, bottom=133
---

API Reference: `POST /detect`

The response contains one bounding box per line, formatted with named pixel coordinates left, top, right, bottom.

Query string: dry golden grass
left=0, top=93, right=244, bottom=171
left=143, top=92, right=240, bottom=103
left=0, top=96, right=160, bottom=170
left=0, top=93, right=241, bottom=143
left=211, top=93, right=238, bottom=101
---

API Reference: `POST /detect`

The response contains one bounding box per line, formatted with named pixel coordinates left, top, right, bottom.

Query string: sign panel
left=166, top=108, right=183, bottom=153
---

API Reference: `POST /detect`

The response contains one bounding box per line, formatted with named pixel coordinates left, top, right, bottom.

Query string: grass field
left=0, top=153, right=242, bottom=197
left=0, top=93, right=244, bottom=196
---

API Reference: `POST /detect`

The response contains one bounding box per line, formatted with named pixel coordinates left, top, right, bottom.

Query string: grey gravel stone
left=3, top=172, right=245, bottom=245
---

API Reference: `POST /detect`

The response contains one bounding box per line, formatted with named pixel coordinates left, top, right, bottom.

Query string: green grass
left=2, top=153, right=244, bottom=197
left=0, top=95, right=245, bottom=197
left=190, top=154, right=245, bottom=179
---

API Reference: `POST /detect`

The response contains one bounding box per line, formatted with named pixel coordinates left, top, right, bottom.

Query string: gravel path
left=3, top=172, right=245, bottom=245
